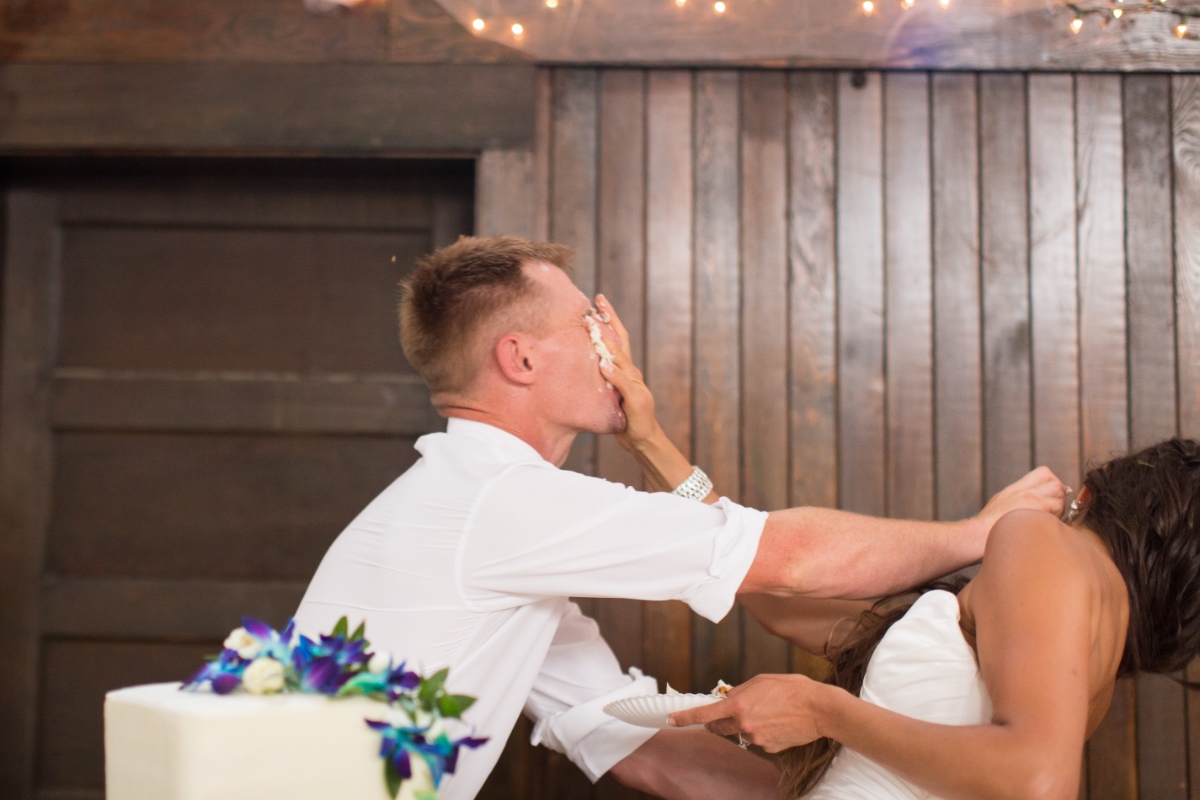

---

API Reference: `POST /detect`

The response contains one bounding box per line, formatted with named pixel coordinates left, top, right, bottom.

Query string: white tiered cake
left=105, top=683, right=430, bottom=800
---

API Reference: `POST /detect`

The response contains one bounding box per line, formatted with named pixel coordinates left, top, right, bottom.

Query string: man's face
left=521, top=261, right=626, bottom=435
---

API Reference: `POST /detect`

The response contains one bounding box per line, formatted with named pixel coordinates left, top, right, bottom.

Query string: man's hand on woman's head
left=975, top=466, right=1069, bottom=531
left=592, top=295, right=662, bottom=449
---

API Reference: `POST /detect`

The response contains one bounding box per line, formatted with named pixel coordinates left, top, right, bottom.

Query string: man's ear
left=495, top=334, right=537, bottom=385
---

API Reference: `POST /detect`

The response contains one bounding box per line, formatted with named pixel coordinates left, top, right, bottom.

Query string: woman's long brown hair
left=778, top=577, right=968, bottom=798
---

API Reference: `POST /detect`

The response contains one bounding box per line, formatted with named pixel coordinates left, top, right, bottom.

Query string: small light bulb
left=512, top=21, right=524, bottom=34
left=714, top=1, right=726, bottom=12
left=938, top=0, right=950, bottom=8
left=676, top=0, right=687, bottom=5
left=902, top=0, right=915, bottom=8
left=1070, top=16, right=1083, bottom=31
left=546, top=0, right=558, bottom=7
left=1177, top=21, right=1189, bottom=35
left=863, top=0, right=875, bottom=11
left=1112, top=7, right=1122, bottom=17
left=472, top=17, right=485, bottom=30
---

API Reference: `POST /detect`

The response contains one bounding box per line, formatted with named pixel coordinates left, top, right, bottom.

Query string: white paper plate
left=603, top=693, right=721, bottom=729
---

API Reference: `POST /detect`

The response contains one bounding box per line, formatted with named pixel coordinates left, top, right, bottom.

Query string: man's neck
left=440, top=406, right=577, bottom=467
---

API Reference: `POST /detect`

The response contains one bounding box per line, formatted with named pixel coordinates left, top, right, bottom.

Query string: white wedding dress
left=804, top=590, right=992, bottom=799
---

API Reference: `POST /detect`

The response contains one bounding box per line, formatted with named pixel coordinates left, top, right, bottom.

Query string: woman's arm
left=593, top=294, right=716, bottom=499
left=672, top=510, right=1096, bottom=800
left=738, top=593, right=872, bottom=655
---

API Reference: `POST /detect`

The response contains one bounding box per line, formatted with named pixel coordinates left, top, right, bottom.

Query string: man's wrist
left=950, top=516, right=989, bottom=565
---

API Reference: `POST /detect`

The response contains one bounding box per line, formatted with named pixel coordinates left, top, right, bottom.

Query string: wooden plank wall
left=476, top=67, right=1200, bottom=800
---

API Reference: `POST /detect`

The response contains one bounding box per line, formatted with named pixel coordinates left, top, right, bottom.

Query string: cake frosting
left=105, top=683, right=433, bottom=800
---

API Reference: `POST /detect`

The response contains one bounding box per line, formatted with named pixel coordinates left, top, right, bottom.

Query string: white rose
left=242, top=657, right=285, bottom=695
left=397, top=753, right=435, bottom=800
left=223, top=627, right=261, bottom=660
left=368, top=651, right=392, bottom=674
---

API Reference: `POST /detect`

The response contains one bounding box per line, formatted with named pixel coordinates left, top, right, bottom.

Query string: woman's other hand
left=668, top=674, right=834, bottom=753
left=593, top=294, right=662, bottom=450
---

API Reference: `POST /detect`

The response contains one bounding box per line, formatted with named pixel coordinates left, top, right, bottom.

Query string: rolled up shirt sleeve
left=524, top=602, right=660, bottom=781
left=458, top=465, right=769, bottom=623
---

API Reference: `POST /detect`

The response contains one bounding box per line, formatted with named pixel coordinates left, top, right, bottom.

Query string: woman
left=670, top=438, right=1200, bottom=800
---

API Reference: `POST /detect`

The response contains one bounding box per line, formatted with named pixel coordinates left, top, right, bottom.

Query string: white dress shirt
left=293, top=419, right=768, bottom=799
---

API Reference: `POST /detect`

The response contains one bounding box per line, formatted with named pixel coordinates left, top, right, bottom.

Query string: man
left=293, top=236, right=1065, bottom=799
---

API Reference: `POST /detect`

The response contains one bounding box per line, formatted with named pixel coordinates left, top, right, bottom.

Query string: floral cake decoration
left=183, top=616, right=488, bottom=799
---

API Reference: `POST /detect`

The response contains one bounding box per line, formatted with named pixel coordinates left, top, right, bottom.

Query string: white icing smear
left=584, top=311, right=615, bottom=371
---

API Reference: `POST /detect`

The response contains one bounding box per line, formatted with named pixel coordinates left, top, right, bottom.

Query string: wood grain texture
left=56, top=225, right=423, bottom=374
left=1077, top=74, right=1130, bottom=467
left=595, top=68, right=647, bottom=495
left=786, top=70, right=838, bottom=514
left=0, top=63, right=537, bottom=153
left=739, top=70, right=791, bottom=678
left=786, top=70, right=838, bottom=678
left=530, top=68, right=553, bottom=242
left=476, top=149, right=537, bottom=238
left=691, top=69, right=742, bottom=690
left=1029, top=73, right=1081, bottom=485
left=0, top=0, right=523, bottom=64
left=40, top=578, right=307, bottom=639
left=50, top=370, right=443, bottom=436
left=836, top=70, right=886, bottom=517
left=1175, top=76, right=1200, bottom=443
left=1077, top=73, right=1134, bottom=800
left=550, top=68, right=601, bottom=477
left=1123, top=75, right=1177, bottom=451
left=931, top=73, right=983, bottom=522
left=0, top=190, right=60, bottom=800
left=45, top=432, right=418, bottom=581
left=643, top=69, right=694, bottom=693
left=883, top=71, right=934, bottom=521
left=980, top=73, right=1032, bottom=496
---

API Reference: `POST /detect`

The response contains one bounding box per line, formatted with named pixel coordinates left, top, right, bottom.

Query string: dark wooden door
left=0, top=158, right=472, bottom=800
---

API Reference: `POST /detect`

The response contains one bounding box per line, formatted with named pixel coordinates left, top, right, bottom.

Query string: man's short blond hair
left=399, top=235, right=575, bottom=394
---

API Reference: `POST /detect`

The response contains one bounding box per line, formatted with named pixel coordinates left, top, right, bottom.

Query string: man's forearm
left=609, top=729, right=780, bottom=800
left=743, top=507, right=986, bottom=599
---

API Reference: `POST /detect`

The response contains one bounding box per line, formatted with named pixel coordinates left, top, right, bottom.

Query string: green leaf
left=414, top=792, right=439, bottom=800
left=384, top=759, right=402, bottom=799
left=419, top=668, right=449, bottom=706
left=350, top=620, right=366, bottom=641
left=438, top=694, right=476, bottom=718
left=332, top=616, right=349, bottom=638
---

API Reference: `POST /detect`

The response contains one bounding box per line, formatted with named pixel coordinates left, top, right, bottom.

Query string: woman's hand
left=592, top=294, right=662, bottom=450
left=667, top=674, right=833, bottom=753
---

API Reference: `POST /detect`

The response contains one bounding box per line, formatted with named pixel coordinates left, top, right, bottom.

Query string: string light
left=471, top=17, right=485, bottom=30
left=901, top=0, right=915, bottom=8
left=714, top=0, right=726, bottom=11
left=676, top=0, right=688, bottom=5
left=546, top=0, right=558, bottom=6
left=511, top=21, right=524, bottom=34
left=1065, top=0, right=1200, bottom=35
left=862, top=0, right=875, bottom=11
left=938, top=0, right=951, bottom=8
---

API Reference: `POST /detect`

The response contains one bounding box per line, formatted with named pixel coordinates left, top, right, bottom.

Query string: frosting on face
left=583, top=310, right=615, bottom=371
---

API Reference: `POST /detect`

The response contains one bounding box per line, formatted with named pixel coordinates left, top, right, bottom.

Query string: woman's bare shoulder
left=976, top=508, right=1097, bottom=596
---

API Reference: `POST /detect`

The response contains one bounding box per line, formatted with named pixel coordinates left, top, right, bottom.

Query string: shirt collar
left=444, top=418, right=548, bottom=464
